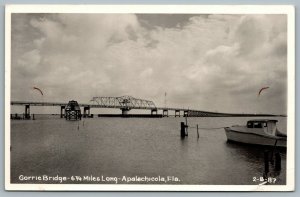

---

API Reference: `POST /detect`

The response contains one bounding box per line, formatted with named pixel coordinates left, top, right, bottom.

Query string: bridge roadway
left=10, top=101, right=276, bottom=117
left=10, top=101, right=205, bottom=110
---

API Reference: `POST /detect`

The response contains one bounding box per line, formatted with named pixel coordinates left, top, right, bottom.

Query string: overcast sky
left=11, top=14, right=287, bottom=114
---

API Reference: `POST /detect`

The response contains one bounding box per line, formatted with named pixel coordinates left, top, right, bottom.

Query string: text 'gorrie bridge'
left=11, top=95, right=276, bottom=120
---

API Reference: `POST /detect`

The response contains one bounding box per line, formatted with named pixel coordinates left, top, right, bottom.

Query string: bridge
left=11, top=95, right=276, bottom=119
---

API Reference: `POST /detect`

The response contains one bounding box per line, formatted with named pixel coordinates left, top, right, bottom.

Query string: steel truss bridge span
left=90, top=96, right=156, bottom=110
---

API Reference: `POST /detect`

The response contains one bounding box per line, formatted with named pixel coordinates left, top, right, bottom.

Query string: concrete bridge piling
left=121, top=108, right=130, bottom=115
left=163, top=109, right=168, bottom=117
left=83, top=106, right=91, bottom=118
left=151, top=109, right=157, bottom=115
left=183, top=110, right=189, bottom=117
left=175, top=110, right=180, bottom=117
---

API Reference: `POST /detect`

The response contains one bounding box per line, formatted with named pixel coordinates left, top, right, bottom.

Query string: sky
left=11, top=13, right=287, bottom=114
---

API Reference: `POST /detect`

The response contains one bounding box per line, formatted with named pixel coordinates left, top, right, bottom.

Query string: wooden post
left=275, top=152, right=281, bottom=171
left=181, top=122, right=185, bottom=138
left=197, top=124, right=199, bottom=138
left=264, top=151, right=269, bottom=177
left=60, top=106, right=65, bottom=118
left=185, top=116, right=188, bottom=136
left=270, top=140, right=278, bottom=164
left=25, top=105, right=30, bottom=119
left=32, top=114, right=35, bottom=120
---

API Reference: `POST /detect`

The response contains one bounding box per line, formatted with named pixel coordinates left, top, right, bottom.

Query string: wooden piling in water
left=60, top=106, right=65, bottom=118
left=180, top=122, right=186, bottom=138
left=270, top=139, right=278, bottom=164
left=197, top=124, right=199, bottom=138
left=264, top=151, right=269, bottom=176
left=275, top=152, right=281, bottom=171
left=185, top=116, right=188, bottom=136
left=24, top=105, right=30, bottom=119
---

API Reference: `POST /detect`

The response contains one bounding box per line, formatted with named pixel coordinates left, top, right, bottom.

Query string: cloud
left=11, top=14, right=287, bottom=114
left=182, top=15, right=287, bottom=113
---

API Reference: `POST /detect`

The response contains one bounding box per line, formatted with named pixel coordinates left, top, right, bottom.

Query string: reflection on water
left=11, top=116, right=286, bottom=185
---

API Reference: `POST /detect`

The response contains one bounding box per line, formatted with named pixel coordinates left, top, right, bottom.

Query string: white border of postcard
left=5, top=4, right=295, bottom=191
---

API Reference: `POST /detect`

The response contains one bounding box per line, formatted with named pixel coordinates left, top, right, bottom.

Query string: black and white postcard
left=5, top=5, right=295, bottom=191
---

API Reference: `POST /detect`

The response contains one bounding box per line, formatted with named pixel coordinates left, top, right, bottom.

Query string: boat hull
left=225, top=127, right=286, bottom=147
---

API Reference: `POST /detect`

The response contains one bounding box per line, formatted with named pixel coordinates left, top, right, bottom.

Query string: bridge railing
left=11, top=101, right=67, bottom=106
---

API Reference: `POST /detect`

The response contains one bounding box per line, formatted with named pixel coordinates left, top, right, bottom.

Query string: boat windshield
left=247, top=121, right=265, bottom=128
left=246, top=120, right=278, bottom=135
left=247, top=122, right=253, bottom=128
left=253, top=122, right=262, bottom=128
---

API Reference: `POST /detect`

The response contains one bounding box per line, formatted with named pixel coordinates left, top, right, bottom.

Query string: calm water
left=11, top=116, right=287, bottom=185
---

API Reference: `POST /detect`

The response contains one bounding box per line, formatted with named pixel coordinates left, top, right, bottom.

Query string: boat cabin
left=246, top=119, right=278, bottom=135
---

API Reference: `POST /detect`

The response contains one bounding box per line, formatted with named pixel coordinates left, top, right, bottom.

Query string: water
left=10, top=116, right=286, bottom=185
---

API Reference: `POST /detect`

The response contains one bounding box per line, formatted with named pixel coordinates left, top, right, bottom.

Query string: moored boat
left=224, top=119, right=287, bottom=147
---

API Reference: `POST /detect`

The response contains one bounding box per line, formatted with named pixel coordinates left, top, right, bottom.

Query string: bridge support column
left=60, top=106, right=65, bottom=118
left=83, top=106, right=90, bottom=118
left=151, top=109, right=157, bottom=115
left=163, top=109, right=168, bottom=117
left=175, top=110, right=180, bottom=117
left=184, top=110, right=189, bottom=117
left=121, top=108, right=130, bottom=115
left=24, top=105, right=30, bottom=119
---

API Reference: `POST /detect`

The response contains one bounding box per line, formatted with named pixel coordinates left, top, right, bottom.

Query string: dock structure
left=10, top=95, right=279, bottom=119
left=65, top=100, right=81, bottom=120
